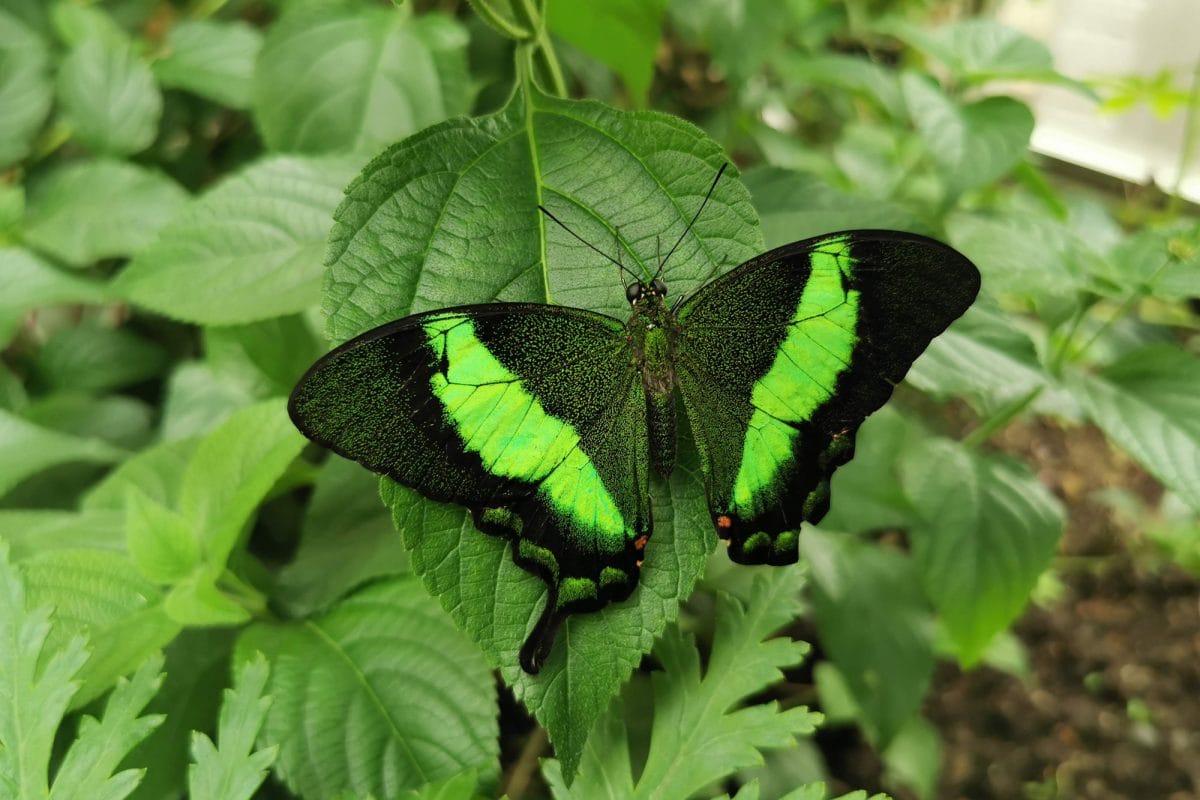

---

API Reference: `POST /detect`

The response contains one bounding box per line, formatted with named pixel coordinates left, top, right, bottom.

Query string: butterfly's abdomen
left=633, top=321, right=677, bottom=478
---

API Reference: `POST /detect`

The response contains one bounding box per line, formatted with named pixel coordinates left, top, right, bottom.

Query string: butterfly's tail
left=519, top=589, right=564, bottom=674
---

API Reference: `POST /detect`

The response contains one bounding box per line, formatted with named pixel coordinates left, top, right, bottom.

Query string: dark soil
left=923, top=422, right=1200, bottom=800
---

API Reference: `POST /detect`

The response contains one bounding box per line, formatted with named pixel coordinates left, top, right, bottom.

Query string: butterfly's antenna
left=538, top=204, right=642, bottom=285
left=657, top=162, right=729, bottom=279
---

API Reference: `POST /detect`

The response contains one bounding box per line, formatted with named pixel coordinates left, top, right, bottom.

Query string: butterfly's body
left=290, top=229, right=981, bottom=673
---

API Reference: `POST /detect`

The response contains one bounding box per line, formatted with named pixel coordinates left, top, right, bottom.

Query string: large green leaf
left=802, top=529, right=933, bottom=746
left=84, top=437, right=199, bottom=512
left=23, top=159, right=187, bottom=267
left=1069, top=345, right=1200, bottom=513
left=115, top=156, right=356, bottom=324
left=253, top=5, right=471, bottom=154
left=0, top=509, right=126, bottom=560
left=56, top=35, right=161, bottom=155
left=0, top=9, right=52, bottom=168
left=152, top=19, right=262, bottom=109
left=899, top=439, right=1063, bottom=665
left=237, top=577, right=498, bottom=799
left=901, top=73, right=1033, bottom=197
left=328, top=87, right=756, bottom=780
left=546, top=0, right=666, bottom=104
left=0, top=248, right=110, bottom=346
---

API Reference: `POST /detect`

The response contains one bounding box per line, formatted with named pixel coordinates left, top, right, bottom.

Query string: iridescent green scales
left=290, top=230, right=980, bottom=672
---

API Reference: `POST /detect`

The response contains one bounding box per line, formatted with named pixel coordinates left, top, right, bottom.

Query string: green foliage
left=0, top=0, right=1196, bottom=798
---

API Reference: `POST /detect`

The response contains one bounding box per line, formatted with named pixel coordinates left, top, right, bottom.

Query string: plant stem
left=511, top=0, right=566, bottom=97
left=1167, top=58, right=1200, bottom=218
left=471, top=0, right=532, bottom=40
left=1047, top=301, right=1089, bottom=376
left=962, top=385, right=1043, bottom=449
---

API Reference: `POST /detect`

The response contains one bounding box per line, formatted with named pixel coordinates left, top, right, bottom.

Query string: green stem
left=190, top=0, right=231, bottom=18
left=962, top=385, right=1043, bottom=449
left=219, top=569, right=269, bottom=617
left=1167, top=58, right=1200, bottom=218
left=511, top=0, right=566, bottom=97
left=471, top=0, right=532, bottom=40
left=1047, top=301, right=1089, bottom=376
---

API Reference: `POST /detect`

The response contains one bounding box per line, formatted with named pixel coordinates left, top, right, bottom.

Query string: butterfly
left=289, top=170, right=981, bottom=673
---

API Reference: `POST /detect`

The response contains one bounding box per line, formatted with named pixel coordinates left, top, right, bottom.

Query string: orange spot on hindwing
left=716, top=514, right=733, bottom=530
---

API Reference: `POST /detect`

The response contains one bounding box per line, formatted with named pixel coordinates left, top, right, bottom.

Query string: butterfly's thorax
left=627, top=289, right=679, bottom=478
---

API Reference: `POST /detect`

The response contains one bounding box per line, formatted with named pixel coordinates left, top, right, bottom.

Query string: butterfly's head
left=626, top=277, right=668, bottom=307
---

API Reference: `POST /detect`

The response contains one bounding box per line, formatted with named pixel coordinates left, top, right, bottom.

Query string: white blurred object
left=999, top=0, right=1200, bottom=201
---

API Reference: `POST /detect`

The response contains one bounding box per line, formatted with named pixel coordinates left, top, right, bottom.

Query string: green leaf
left=333, top=88, right=753, bottom=780
left=0, top=408, right=124, bottom=498
left=178, top=399, right=305, bottom=570
left=823, top=408, right=921, bottom=534
left=276, top=454, right=408, bottom=616
left=0, top=247, right=110, bottom=345
left=56, top=34, right=161, bottom=155
left=396, top=770, right=482, bottom=799
left=153, top=19, right=262, bottom=109
left=187, top=653, right=276, bottom=800
left=164, top=573, right=251, bottom=626
left=778, top=53, right=905, bottom=119
left=945, top=210, right=1093, bottom=297
left=46, top=655, right=165, bottom=800
left=1069, top=345, right=1200, bottom=513
left=906, top=304, right=1077, bottom=417
left=23, top=159, right=187, bottom=267
left=882, top=716, right=940, bottom=800
left=30, top=322, right=168, bottom=393
left=802, top=529, right=933, bottom=745
left=326, top=87, right=761, bottom=341
left=159, top=362, right=258, bottom=441
left=23, top=394, right=153, bottom=451
left=125, top=487, right=200, bottom=583
left=204, top=314, right=325, bottom=398
left=0, top=541, right=90, bottom=799
left=899, top=439, right=1063, bottom=666
left=122, top=629, right=234, bottom=800
left=253, top=5, right=471, bottom=154
left=886, top=17, right=1085, bottom=91
left=0, top=9, right=52, bottom=168
left=0, top=508, right=126, bottom=560
left=743, top=166, right=920, bottom=251
left=84, top=437, right=199, bottom=512
left=238, top=576, right=498, bottom=799
left=50, top=2, right=126, bottom=48
left=546, top=0, right=665, bottom=104
left=20, top=549, right=179, bottom=709
left=546, top=570, right=820, bottom=799
left=901, top=73, right=1033, bottom=196
left=115, top=156, right=357, bottom=324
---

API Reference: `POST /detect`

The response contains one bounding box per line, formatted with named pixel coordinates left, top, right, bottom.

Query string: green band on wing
left=425, top=316, right=629, bottom=550
left=732, top=236, right=860, bottom=513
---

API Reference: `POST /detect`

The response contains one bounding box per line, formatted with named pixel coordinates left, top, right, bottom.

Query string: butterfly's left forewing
left=674, top=231, right=980, bottom=564
left=289, top=305, right=650, bottom=672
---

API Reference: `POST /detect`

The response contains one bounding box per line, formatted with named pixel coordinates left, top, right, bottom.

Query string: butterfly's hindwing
left=675, top=231, right=980, bottom=564
left=289, top=305, right=651, bottom=672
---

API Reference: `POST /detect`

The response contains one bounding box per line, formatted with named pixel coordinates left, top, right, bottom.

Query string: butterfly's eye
left=626, top=283, right=643, bottom=304
left=652, top=278, right=667, bottom=296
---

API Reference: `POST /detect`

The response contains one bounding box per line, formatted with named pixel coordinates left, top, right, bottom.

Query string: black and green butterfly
left=289, top=183, right=980, bottom=674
